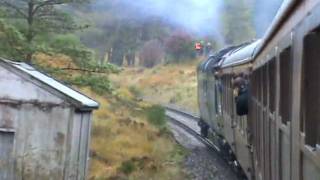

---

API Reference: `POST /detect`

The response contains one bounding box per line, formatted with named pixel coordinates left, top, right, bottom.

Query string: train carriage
left=197, top=0, right=320, bottom=179
left=197, top=40, right=261, bottom=180
left=218, top=40, right=261, bottom=180
left=251, top=0, right=320, bottom=179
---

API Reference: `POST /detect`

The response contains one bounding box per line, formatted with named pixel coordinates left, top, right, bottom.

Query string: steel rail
left=165, top=107, right=220, bottom=152
left=166, top=107, right=248, bottom=180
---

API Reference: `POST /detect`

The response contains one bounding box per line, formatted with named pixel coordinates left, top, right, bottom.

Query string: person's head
left=233, top=76, right=245, bottom=88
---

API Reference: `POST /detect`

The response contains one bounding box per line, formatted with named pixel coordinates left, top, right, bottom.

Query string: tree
left=75, top=1, right=173, bottom=67
left=222, top=0, right=256, bottom=44
left=0, top=0, right=88, bottom=63
left=0, top=19, right=27, bottom=60
left=139, top=39, right=164, bottom=68
left=164, top=31, right=195, bottom=62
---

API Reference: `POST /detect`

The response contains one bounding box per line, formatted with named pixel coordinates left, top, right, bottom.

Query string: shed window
left=302, top=29, right=320, bottom=147
left=279, top=47, right=293, bottom=124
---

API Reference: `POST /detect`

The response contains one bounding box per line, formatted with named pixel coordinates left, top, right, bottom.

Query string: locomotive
left=197, top=0, right=320, bottom=179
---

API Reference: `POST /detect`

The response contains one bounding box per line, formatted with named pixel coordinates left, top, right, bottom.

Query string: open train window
left=279, top=46, right=293, bottom=124
left=302, top=28, right=320, bottom=147
left=256, top=68, right=262, bottom=102
left=268, top=58, right=276, bottom=113
left=262, top=65, right=268, bottom=107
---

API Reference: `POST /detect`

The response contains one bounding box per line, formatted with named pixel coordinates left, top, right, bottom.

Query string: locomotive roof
left=198, top=45, right=242, bottom=73
left=221, top=40, right=262, bottom=68
left=0, top=58, right=99, bottom=110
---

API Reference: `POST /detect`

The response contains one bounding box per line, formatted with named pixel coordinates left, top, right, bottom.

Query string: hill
left=110, top=60, right=200, bottom=113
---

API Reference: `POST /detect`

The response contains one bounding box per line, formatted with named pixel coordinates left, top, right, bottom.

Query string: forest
left=0, top=0, right=282, bottom=69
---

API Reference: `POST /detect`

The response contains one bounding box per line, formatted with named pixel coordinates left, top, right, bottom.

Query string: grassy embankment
left=34, top=54, right=190, bottom=180
left=110, top=60, right=200, bottom=113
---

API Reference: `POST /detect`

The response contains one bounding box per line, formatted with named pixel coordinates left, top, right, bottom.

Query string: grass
left=33, top=54, right=194, bottom=180
left=82, top=88, right=188, bottom=180
left=109, top=59, right=200, bottom=113
left=144, top=105, right=166, bottom=127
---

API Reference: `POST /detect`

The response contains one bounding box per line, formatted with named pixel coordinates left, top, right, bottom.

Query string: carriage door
left=0, top=130, right=15, bottom=180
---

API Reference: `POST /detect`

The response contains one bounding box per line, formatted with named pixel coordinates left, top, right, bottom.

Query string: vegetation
left=0, top=0, right=89, bottom=62
left=223, top=0, right=256, bottom=44
left=84, top=88, right=188, bottom=180
left=165, top=31, right=196, bottom=63
left=145, top=105, right=166, bottom=128
left=110, top=60, right=199, bottom=113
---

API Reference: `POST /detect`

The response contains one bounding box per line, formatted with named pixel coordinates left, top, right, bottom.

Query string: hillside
left=33, top=54, right=191, bottom=180
left=110, top=60, right=200, bottom=113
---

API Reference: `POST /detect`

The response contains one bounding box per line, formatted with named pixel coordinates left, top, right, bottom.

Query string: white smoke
left=93, top=0, right=225, bottom=44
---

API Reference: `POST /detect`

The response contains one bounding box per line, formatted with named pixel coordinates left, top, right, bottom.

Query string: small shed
left=0, top=58, right=99, bottom=180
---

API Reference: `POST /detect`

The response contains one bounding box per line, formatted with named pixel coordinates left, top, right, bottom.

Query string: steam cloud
left=92, top=0, right=284, bottom=45
left=94, top=0, right=225, bottom=44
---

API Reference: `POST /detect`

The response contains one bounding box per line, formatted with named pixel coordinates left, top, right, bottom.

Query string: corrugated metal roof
left=1, top=59, right=99, bottom=109
left=221, top=40, right=262, bottom=68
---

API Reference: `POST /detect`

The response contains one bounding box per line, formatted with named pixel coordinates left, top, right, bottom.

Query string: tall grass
left=144, top=105, right=166, bottom=128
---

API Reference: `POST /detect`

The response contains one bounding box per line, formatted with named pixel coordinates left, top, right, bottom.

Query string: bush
left=118, top=160, right=136, bottom=175
left=145, top=105, right=166, bottom=127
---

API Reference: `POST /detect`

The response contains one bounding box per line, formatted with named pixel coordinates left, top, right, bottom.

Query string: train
left=197, top=0, right=320, bottom=180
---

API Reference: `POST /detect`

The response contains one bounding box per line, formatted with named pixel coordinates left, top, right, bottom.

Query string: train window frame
left=279, top=46, right=293, bottom=125
left=268, top=58, right=277, bottom=113
left=301, top=27, right=320, bottom=147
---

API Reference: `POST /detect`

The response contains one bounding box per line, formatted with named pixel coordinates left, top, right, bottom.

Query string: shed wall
left=0, top=65, right=63, bottom=104
left=0, top=103, right=73, bottom=179
left=0, top=64, right=94, bottom=180
left=65, top=112, right=92, bottom=180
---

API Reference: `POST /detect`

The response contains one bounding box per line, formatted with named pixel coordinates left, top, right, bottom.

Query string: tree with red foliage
left=164, top=31, right=195, bottom=62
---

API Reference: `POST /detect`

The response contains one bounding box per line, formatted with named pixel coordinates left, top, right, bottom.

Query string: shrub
left=145, top=105, right=166, bottom=127
left=118, top=160, right=136, bottom=175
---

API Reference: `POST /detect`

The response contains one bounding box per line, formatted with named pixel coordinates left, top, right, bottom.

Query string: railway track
left=165, top=106, right=247, bottom=180
left=165, top=106, right=221, bottom=153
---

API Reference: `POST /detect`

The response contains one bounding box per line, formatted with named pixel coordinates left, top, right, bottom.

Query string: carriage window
left=279, top=47, right=292, bottom=124
left=262, top=65, right=268, bottom=107
left=268, top=58, right=276, bottom=113
left=257, top=68, right=262, bottom=102
left=214, top=83, right=220, bottom=114
left=302, top=29, right=320, bottom=147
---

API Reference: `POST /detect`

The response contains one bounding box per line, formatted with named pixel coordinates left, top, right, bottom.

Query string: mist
left=87, top=0, right=285, bottom=47
left=92, top=0, right=225, bottom=44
